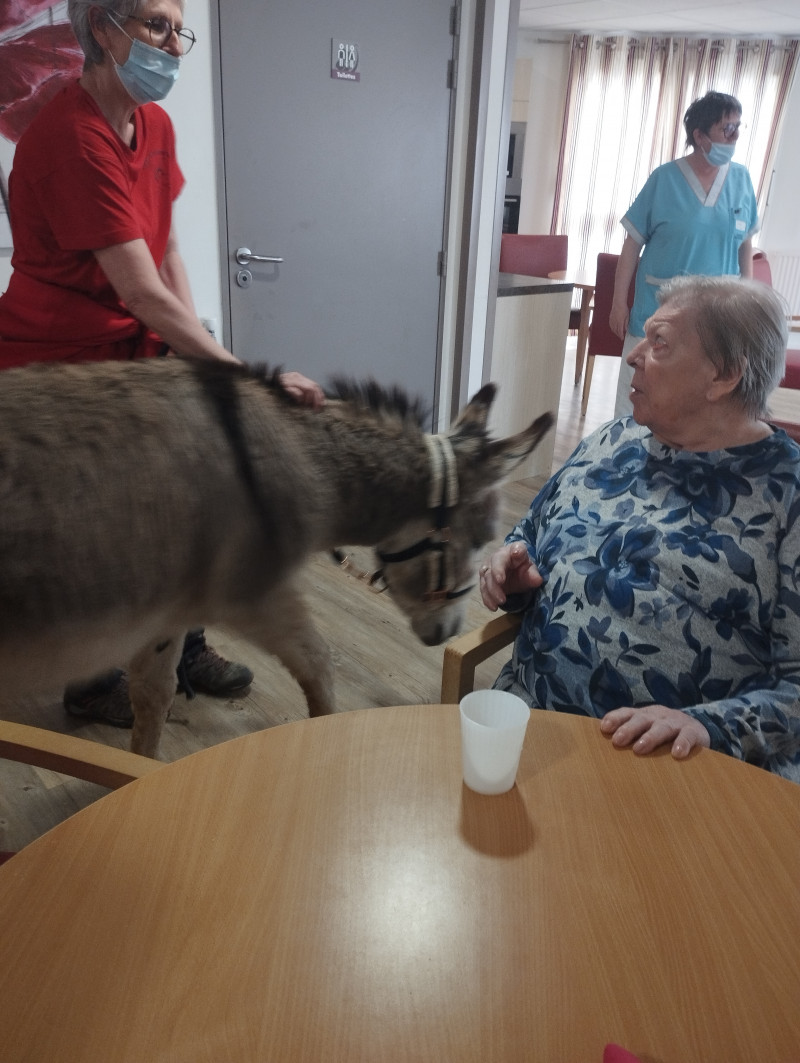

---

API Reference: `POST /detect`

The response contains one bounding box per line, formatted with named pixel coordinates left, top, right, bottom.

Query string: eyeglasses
left=721, top=121, right=745, bottom=140
left=111, top=11, right=196, bottom=54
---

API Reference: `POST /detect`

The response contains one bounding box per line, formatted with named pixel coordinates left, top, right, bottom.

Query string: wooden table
left=1, top=705, right=798, bottom=1063
left=549, top=268, right=596, bottom=384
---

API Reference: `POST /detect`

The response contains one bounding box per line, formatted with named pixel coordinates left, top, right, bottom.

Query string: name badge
left=735, top=219, right=746, bottom=231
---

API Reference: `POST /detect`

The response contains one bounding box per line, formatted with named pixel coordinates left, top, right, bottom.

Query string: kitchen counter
left=487, top=273, right=574, bottom=478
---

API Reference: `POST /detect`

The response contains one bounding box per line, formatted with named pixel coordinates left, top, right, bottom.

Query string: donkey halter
left=332, top=433, right=474, bottom=603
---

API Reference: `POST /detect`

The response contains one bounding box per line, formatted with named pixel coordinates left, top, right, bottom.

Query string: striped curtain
left=551, top=36, right=800, bottom=272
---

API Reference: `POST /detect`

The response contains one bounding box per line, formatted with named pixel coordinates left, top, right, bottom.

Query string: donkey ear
left=484, top=411, right=555, bottom=477
left=450, top=382, right=497, bottom=433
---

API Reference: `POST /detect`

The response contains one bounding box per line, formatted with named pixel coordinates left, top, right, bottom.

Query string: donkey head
left=374, top=384, right=553, bottom=646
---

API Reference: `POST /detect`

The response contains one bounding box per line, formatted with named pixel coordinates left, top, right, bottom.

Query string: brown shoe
left=178, top=631, right=253, bottom=698
left=63, top=669, right=134, bottom=728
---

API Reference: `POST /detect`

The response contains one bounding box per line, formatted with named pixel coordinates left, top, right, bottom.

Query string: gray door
left=217, top=0, right=457, bottom=422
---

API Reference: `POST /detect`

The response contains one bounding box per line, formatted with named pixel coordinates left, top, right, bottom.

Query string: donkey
left=0, top=358, right=553, bottom=757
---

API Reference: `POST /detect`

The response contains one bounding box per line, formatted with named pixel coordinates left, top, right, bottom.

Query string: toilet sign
left=331, top=39, right=360, bottom=81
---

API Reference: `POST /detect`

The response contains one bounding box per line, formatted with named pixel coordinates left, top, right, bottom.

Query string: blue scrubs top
left=622, top=156, right=759, bottom=336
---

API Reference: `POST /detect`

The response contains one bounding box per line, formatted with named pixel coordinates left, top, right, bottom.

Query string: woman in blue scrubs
left=610, top=91, right=758, bottom=416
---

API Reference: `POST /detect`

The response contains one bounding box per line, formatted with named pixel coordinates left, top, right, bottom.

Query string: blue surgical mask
left=109, top=18, right=180, bottom=104
left=702, top=140, right=736, bottom=167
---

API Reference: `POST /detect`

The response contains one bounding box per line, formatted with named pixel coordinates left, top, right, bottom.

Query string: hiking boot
left=178, top=630, right=253, bottom=698
left=64, top=669, right=134, bottom=728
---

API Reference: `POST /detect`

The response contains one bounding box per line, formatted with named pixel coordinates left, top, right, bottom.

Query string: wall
left=514, top=33, right=570, bottom=237
left=160, top=0, right=222, bottom=334
left=758, top=61, right=800, bottom=251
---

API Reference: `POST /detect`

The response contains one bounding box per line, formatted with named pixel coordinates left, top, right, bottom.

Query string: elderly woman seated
left=480, top=275, right=800, bottom=782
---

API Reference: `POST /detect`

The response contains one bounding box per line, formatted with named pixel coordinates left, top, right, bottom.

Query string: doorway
left=216, top=0, right=458, bottom=424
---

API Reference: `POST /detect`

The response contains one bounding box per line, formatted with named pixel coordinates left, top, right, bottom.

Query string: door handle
left=235, top=247, right=284, bottom=266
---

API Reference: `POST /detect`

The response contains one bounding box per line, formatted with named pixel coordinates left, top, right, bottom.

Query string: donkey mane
left=326, top=377, right=429, bottom=428
left=184, top=360, right=429, bottom=430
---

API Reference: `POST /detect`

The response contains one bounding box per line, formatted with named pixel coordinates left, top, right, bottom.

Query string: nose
left=627, top=337, right=647, bottom=366
left=421, top=624, right=444, bottom=647
left=164, top=30, right=183, bottom=56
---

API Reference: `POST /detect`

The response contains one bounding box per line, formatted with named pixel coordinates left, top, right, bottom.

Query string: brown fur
left=0, top=358, right=552, bottom=756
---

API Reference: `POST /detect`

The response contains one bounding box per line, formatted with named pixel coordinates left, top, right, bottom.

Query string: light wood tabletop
left=1, top=704, right=798, bottom=1063
left=549, top=268, right=596, bottom=384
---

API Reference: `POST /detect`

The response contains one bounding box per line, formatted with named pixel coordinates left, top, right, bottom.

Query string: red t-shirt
left=0, top=79, right=185, bottom=367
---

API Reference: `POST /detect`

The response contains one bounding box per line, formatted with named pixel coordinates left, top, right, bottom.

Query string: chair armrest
left=440, top=612, right=522, bottom=703
left=0, top=720, right=164, bottom=790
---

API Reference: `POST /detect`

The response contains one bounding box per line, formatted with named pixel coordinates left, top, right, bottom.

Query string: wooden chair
left=440, top=612, right=522, bottom=703
left=581, top=252, right=635, bottom=417
left=499, top=233, right=582, bottom=331
left=0, top=720, right=163, bottom=863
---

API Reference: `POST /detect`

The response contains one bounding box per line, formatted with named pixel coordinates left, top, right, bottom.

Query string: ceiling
left=519, top=0, right=800, bottom=37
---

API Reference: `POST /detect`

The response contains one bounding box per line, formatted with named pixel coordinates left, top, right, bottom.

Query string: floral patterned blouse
left=494, top=419, right=800, bottom=782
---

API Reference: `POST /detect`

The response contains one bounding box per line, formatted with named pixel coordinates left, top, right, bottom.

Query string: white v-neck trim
left=675, top=155, right=729, bottom=207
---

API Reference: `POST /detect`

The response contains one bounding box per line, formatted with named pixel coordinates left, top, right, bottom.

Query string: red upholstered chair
left=499, top=233, right=568, bottom=275
left=772, top=419, right=800, bottom=443
left=753, top=250, right=773, bottom=285
left=580, top=252, right=635, bottom=417
left=499, top=234, right=581, bottom=331
left=774, top=348, right=800, bottom=443
left=781, top=348, right=800, bottom=390
left=751, top=250, right=800, bottom=333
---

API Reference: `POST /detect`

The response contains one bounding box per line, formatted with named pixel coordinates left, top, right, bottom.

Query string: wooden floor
left=2, top=345, right=798, bottom=852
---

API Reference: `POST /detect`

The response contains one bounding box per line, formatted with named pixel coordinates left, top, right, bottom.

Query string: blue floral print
left=494, top=420, right=800, bottom=782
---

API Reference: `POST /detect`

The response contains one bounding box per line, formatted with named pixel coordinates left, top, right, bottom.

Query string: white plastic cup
left=459, top=689, right=530, bottom=795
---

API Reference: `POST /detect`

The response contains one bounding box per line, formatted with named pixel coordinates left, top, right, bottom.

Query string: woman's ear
left=706, top=369, right=742, bottom=404
left=89, top=6, right=112, bottom=45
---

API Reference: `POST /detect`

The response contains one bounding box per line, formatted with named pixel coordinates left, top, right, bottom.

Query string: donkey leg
left=245, top=591, right=336, bottom=717
left=127, top=634, right=185, bottom=758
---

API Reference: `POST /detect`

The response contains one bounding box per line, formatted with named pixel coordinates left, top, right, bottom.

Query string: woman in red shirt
left=0, top=0, right=322, bottom=722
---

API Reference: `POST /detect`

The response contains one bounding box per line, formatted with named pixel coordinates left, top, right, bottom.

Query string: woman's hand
left=609, top=302, right=630, bottom=340
left=479, top=541, right=543, bottom=611
left=609, top=235, right=640, bottom=339
left=600, top=705, right=711, bottom=759
left=279, top=371, right=325, bottom=409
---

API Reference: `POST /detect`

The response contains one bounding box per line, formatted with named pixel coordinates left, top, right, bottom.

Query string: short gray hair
left=657, top=274, right=788, bottom=418
left=67, top=0, right=140, bottom=67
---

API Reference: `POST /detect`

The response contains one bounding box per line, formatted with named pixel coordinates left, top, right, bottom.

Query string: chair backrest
left=0, top=720, right=162, bottom=861
left=781, top=348, right=800, bottom=390
left=753, top=251, right=773, bottom=286
left=499, top=233, right=568, bottom=277
left=586, top=252, right=635, bottom=360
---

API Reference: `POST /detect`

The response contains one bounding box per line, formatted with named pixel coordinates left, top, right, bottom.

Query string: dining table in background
left=0, top=703, right=798, bottom=1062
left=549, top=267, right=596, bottom=384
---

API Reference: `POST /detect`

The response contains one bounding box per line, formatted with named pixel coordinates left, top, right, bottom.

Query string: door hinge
left=450, top=2, right=461, bottom=38
left=438, top=250, right=447, bottom=277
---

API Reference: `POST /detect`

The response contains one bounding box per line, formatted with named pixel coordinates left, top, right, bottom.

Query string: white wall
left=758, top=64, right=800, bottom=252
left=161, top=0, right=223, bottom=335
left=514, top=33, right=570, bottom=237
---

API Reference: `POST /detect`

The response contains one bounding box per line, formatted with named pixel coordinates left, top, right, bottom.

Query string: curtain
left=551, top=35, right=800, bottom=272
